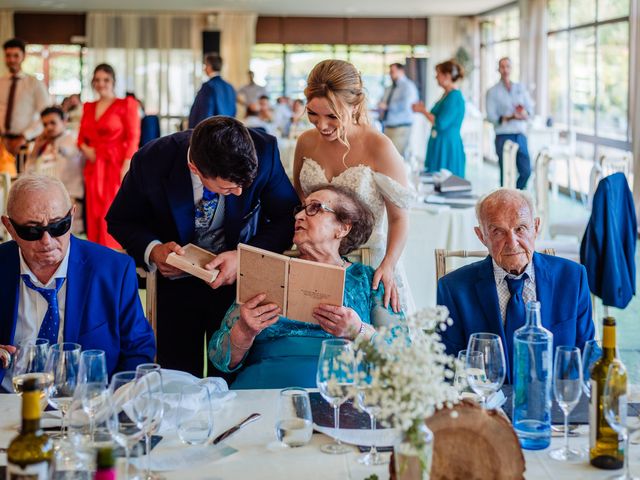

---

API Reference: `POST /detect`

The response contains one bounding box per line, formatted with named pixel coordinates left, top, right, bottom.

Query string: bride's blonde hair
left=304, top=60, right=369, bottom=165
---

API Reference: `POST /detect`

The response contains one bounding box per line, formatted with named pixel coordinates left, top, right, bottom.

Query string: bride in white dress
left=293, top=59, right=415, bottom=313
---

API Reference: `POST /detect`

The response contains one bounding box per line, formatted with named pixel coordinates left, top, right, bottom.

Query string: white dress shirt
left=492, top=258, right=537, bottom=325
left=0, top=71, right=50, bottom=139
left=485, top=80, right=533, bottom=136
left=0, top=243, right=71, bottom=391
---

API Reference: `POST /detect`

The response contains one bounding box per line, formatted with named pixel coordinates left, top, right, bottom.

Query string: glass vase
left=394, top=421, right=433, bottom=480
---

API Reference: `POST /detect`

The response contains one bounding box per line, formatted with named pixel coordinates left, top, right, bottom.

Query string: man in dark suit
left=188, top=54, right=236, bottom=128
left=106, top=116, right=299, bottom=376
left=0, top=174, right=155, bottom=390
left=437, top=188, right=594, bottom=380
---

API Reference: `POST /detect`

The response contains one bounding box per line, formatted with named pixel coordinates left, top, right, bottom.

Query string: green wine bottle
left=589, top=316, right=624, bottom=469
left=6, top=377, right=53, bottom=479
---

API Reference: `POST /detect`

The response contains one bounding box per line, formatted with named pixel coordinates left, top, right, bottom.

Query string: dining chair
left=502, top=139, right=519, bottom=190
left=136, top=267, right=158, bottom=357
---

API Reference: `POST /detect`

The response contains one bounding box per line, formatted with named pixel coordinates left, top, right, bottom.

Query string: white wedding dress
left=299, top=157, right=416, bottom=313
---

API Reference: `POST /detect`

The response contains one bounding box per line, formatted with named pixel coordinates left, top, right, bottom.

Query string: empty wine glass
left=466, top=333, right=506, bottom=408
left=582, top=339, right=602, bottom=398
left=80, top=381, right=109, bottom=442
left=549, top=346, right=583, bottom=461
left=133, top=368, right=164, bottom=480
left=177, top=383, right=213, bottom=445
left=454, top=349, right=472, bottom=394
left=604, top=361, right=640, bottom=480
left=45, top=342, right=81, bottom=436
left=79, top=349, right=107, bottom=386
left=275, top=387, right=313, bottom=448
left=356, top=360, right=385, bottom=465
left=316, top=339, right=355, bottom=454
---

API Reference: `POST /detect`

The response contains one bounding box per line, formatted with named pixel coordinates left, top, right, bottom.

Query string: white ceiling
left=9, top=0, right=510, bottom=17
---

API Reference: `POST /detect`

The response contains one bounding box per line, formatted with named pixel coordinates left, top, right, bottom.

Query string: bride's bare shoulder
left=296, top=129, right=320, bottom=151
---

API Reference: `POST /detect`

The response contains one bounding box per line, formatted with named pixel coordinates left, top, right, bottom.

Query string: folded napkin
left=314, top=424, right=401, bottom=448
left=130, top=443, right=237, bottom=472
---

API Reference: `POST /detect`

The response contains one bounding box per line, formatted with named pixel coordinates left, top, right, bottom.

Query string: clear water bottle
left=512, top=301, right=553, bottom=450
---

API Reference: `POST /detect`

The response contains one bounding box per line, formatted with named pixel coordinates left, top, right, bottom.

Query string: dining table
left=1, top=389, right=638, bottom=479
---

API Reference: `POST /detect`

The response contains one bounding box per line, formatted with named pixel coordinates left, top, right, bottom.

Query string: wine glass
left=275, top=388, right=313, bottom=448
left=45, top=342, right=81, bottom=436
left=466, top=333, right=506, bottom=408
left=80, top=381, right=109, bottom=442
left=12, top=338, right=51, bottom=409
left=549, top=346, right=583, bottom=461
left=133, top=367, right=164, bottom=480
left=78, top=349, right=107, bottom=386
left=582, top=339, right=602, bottom=398
left=177, top=383, right=213, bottom=445
left=454, top=349, right=472, bottom=394
left=107, top=371, right=145, bottom=480
left=316, top=339, right=355, bottom=455
left=604, top=361, right=640, bottom=480
left=356, top=359, right=385, bottom=465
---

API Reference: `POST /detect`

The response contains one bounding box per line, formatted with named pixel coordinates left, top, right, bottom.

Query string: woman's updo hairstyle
left=436, top=59, right=465, bottom=83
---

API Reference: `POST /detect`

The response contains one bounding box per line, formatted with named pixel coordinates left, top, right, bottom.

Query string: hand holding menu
left=237, top=244, right=346, bottom=323
left=166, top=243, right=219, bottom=283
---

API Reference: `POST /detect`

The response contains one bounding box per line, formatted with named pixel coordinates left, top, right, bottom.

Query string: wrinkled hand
left=149, top=242, right=185, bottom=278
left=314, top=304, right=362, bottom=339
left=372, top=262, right=400, bottom=313
left=0, top=345, right=16, bottom=369
left=205, top=250, right=238, bottom=289
left=237, top=293, right=281, bottom=338
left=80, top=144, right=96, bottom=163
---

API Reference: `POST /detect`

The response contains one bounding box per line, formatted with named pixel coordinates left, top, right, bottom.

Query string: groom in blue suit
left=106, top=116, right=299, bottom=376
left=0, top=175, right=155, bottom=389
left=437, top=189, right=594, bottom=381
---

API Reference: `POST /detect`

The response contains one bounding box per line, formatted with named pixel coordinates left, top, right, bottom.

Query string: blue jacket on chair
left=188, top=76, right=237, bottom=128
left=437, top=253, right=594, bottom=382
left=580, top=172, right=636, bottom=308
left=0, top=236, right=156, bottom=385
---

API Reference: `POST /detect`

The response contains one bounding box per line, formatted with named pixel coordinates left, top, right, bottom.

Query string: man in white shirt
left=237, top=71, right=268, bottom=108
left=0, top=38, right=50, bottom=155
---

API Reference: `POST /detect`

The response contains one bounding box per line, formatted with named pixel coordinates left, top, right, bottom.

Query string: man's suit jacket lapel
left=163, top=149, right=195, bottom=245
left=63, top=237, right=92, bottom=343
left=533, top=253, right=553, bottom=329
left=0, top=242, right=20, bottom=347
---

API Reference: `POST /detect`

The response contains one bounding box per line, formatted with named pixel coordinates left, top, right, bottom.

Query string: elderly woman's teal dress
left=208, top=262, right=404, bottom=389
left=425, top=89, right=466, bottom=177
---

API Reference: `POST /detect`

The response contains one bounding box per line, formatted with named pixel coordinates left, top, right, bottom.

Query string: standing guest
left=0, top=38, right=50, bottom=156
left=436, top=189, right=594, bottom=381
left=27, top=106, right=84, bottom=234
left=77, top=63, right=140, bottom=248
left=188, top=54, right=236, bottom=128
left=237, top=71, right=268, bottom=108
left=486, top=57, right=534, bottom=189
left=378, top=63, right=419, bottom=159
left=0, top=174, right=155, bottom=390
left=412, top=60, right=466, bottom=177
left=294, top=59, right=415, bottom=313
left=106, top=116, right=299, bottom=377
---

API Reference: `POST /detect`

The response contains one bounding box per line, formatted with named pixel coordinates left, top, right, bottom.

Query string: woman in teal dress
left=413, top=59, right=466, bottom=177
left=209, top=184, right=404, bottom=389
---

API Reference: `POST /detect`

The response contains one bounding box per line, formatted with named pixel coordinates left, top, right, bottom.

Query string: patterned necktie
left=195, top=187, right=219, bottom=233
left=4, top=75, right=19, bottom=133
left=504, top=273, right=528, bottom=380
left=22, top=275, right=66, bottom=345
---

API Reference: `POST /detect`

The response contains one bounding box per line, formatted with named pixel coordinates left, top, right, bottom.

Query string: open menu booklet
left=236, top=243, right=346, bottom=323
left=166, top=243, right=220, bottom=283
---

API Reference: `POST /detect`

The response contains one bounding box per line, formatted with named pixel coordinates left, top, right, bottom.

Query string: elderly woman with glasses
left=209, top=184, right=405, bottom=389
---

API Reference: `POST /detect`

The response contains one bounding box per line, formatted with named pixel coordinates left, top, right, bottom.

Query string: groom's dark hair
left=190, top=116, right=258, bottom=188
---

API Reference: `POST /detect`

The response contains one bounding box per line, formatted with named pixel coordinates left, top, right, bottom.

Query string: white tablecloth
left=2, top=390, right=636, bottom=479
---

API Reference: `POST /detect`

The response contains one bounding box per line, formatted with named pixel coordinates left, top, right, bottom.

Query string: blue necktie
left=195, top=187, right=219, bottom=233
left=504, top=274, right=528, bottom=380
left=22, top=275, right=65, bottom=345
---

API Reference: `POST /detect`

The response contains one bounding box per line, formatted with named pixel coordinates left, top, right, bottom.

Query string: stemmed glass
left=582, top=339, right=603, bottom=398
left=12, top=338, right=51, bottom=408
left=45, top=342, right=81, bottom=436
left=79, top=349, right=107, bottom=386
left=549, top=346, right=583, bottom=461
left=356, top=359, right=385, bottom=465
left=466, top=333, right=506, bottom=408
left=80, top=382, right=109, bottom=442
left=604, top=361, right=640, bottom=480
left=177, top=384, right=213, bottom=445
left=454, top=349, right=471, bottom=394
left=316, top=339, right=355, bottom=455
left=134, top=365, right=164, bottom=480
left=107, top=371, right=145, bottom=480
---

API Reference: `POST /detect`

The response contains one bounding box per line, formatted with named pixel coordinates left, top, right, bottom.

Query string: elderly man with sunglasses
left=0, top=174, right=155, bottom=390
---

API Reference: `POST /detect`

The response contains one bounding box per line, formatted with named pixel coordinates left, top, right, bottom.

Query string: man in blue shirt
left=378, top=63, right=419, bottom=159
left=486, top=57, right=534, bottom=189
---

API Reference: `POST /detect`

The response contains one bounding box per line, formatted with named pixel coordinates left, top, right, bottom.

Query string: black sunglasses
left=9, top=209, right=73, bottom=241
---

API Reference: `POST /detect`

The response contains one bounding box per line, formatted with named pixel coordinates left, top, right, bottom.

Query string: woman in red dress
left=78, top=63, right=140, bottom=248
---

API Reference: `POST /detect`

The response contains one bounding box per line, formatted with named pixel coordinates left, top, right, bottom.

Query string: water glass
left=604, top=361, right=640, bottom=480
left=46, top=342, right=81, bottom=436
left=582, top=339, right=602, bottom=398
left=316, top=339, right=355, bottom=455
left=177, top=384, right=213, bottom=445
left=549, top=346, right=583, bottom=461
left=80, top=381, right=109, bottom=442
left=79, top=350, right=107, bottom=386
left=11, top=338, right=51, bottom=411
left=355, top=360, right=384, bottom=465
left=454, top=349, right=472, bottom=394
left=466, top=334, right=506, bottom=406
left=275, top=387, right=312, bottom=448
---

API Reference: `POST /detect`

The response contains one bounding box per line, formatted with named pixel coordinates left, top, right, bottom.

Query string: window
left=22, top=44, right=82, bottom=103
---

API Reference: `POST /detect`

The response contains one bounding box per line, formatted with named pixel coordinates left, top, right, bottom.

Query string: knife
left=211, top=413, right=261, bottom=445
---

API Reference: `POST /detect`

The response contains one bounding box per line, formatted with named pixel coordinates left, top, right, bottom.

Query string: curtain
left=217, top=12, right=257, bottom=89
left=426, top=17, right=462, bottom=109
left=630, top=0, right=640, bottom=222
left=519, top=0, right=548, bottom=119
left=0, top=10, right=14, bottom=77
left=86, top=11, right=204, bottom=131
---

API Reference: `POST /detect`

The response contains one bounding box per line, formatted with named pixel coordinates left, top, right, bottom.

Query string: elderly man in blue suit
left=188, top=54, right=236, bottom=128
left=437, top=188, right=594, bottom=381
left=0, top=174, right=155, bottom=390
left=106, top=116, right=299, bottom=376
